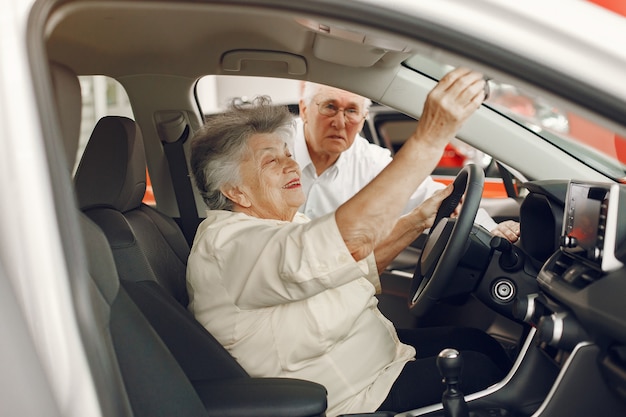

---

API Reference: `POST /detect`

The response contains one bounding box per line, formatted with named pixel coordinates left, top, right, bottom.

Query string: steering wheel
left=408, top=163, right=484, bottom=317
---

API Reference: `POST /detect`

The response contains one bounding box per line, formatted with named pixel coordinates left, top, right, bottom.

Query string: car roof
left=44, top=1, right=626, bottom=116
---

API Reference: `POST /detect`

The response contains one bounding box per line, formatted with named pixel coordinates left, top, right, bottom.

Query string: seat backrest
left=50, top=62, right=133, bottom=417
left=74, top=116, right=190, bottom=305
left=74, top=115, right=246, bottom=379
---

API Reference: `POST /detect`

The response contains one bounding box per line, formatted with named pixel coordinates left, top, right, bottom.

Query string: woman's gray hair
left=301, top=81, right=372, bottom=111
left=190, top=96, right=295, bottom=211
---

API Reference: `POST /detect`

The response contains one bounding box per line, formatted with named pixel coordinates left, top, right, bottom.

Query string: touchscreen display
left=563, top=183, right=609, bottom=263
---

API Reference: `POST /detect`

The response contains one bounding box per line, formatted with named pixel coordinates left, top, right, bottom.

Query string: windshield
left=404, top=54, right=626, bottom=182
left=486, top=81, right=626, bottom=182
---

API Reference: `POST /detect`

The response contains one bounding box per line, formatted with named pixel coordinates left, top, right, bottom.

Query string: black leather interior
left=74, top=116, right=189, bottom=305
left=74, top=115, right=327, bottom=416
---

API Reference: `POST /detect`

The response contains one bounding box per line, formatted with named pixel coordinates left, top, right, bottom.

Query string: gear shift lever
left=437, top=348, right=470, bottom=417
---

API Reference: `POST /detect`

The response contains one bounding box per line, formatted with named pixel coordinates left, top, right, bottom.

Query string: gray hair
left=301, top=81, right=372, bottom=111
left=190, top=96, right=295, bottom=211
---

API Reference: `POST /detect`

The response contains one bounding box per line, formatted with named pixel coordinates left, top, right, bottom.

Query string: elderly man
left=187, top=69, right=511, bottom=417
left=294, top=80, right=520, bottom=242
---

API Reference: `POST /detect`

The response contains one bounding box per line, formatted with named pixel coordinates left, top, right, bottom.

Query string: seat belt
left=158, top=112, right=200, bottom=246
left=495, top=161, right=519, bottom=198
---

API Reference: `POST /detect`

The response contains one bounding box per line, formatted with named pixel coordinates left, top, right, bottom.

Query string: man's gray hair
left=301, top=81, right=372, bottom=111
left=190, top=96, right=295, bottom=211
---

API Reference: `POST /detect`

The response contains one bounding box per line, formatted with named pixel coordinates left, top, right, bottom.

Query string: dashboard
left=520, top=181, right=626, bottom=343
left=382, top=178, right=626, bottom=415
left=509, top=179, right=626, bottom=409
left=516, top=179, right=626, bottom=342
left=519, top=179, right=626, bottom=272
left=471, top=179, right=626, bottom=416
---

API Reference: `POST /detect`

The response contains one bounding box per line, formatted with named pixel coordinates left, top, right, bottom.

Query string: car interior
left=26, top=1, right=626, bottom=416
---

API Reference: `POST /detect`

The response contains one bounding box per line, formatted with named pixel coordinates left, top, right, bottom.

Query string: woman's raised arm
left=335, top=68, right=486, bottom=261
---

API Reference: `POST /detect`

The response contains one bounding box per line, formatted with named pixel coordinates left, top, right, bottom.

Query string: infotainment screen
left=561, top=181, right=622, bottom=271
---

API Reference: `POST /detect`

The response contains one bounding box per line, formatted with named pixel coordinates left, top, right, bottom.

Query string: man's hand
left=444, top=193, right=520, bottom=243
left=491, top=220, right=520, bottom=243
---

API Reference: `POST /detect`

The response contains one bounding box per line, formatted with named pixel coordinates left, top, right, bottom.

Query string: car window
left=361, top=107, right=509, bottom=199
left=195, top=75, right=507, bottom=196
left=196, top=75, right=301, bottom=114
left=487, top=82, right=626, bottom=182
left=76, top=76, right=154, bottom=205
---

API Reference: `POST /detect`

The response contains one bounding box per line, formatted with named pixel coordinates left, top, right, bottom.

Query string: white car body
left=1, top=1, right=625, bottom=416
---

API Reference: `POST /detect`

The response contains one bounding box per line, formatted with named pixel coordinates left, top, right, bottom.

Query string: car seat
left=74, top=116, right=190, bottom=305
left=73, top=114, right=327, bottom=416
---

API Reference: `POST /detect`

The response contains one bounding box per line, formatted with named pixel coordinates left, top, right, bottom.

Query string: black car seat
left=73, top=115, right=327, bottom=416
left=74, top=116, right=190, bottom=304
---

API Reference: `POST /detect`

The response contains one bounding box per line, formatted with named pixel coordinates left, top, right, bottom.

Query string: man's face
left=228, top=133, right=305, bottom=221
left=300, top=85, right=367, bottom=157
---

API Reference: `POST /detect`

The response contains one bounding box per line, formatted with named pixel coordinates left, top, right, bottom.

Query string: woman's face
left=225, top=133, right=305, bottom=221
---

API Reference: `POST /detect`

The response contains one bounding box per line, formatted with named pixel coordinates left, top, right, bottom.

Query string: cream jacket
left=187, top=210, right=415, bottom=416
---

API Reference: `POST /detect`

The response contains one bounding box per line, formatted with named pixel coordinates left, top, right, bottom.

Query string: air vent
left=552, top=252, right=603, bottom=288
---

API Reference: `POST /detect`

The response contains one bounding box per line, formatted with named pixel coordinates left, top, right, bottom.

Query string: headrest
left=74, top=116, right=147, bottom=213
left=50, top=61, right=82, bottom=169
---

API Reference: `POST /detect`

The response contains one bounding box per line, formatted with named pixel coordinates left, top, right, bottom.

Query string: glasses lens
left=345, top=111, right=361, bottom=123
left=317, top=101, right=362, bottom=123
left=318, top=102, right=336, bottom=117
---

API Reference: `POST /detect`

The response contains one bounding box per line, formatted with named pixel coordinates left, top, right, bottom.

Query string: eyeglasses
left=316, top=100, right=365, bottom=124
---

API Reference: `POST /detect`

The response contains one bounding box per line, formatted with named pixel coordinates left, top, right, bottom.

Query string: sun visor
left=296, top=18, right=410, bottom=67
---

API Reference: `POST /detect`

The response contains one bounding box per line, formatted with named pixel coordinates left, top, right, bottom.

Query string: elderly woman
left=187, top=68, right=511, bottom=416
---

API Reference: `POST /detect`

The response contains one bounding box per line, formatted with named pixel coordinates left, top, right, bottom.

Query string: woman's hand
left=409, top=184, right=454, bottom=231
left=413, top=68, right=486, bottom=149
left=373, top=184, right=453, bottom=274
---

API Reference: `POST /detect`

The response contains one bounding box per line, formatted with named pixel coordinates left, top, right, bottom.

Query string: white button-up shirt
left=292, top=118, right=497, bottom=230
left=187, top=210, right=415, bottom=417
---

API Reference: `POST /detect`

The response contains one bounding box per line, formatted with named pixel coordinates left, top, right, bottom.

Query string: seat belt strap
left=162, top=125, right=199, bottom=246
